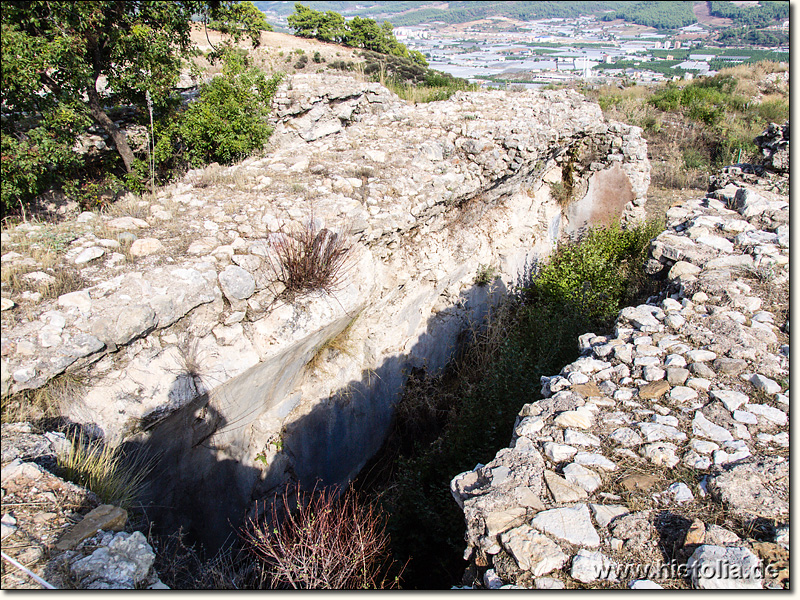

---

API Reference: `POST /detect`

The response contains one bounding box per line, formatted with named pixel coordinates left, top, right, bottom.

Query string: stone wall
left=0, top=74, right=650, bottom=549
left=451, top=164, right=789, bottom=589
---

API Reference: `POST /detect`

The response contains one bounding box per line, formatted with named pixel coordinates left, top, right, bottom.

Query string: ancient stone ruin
left=1, top=64, right=787, bottom=588
left=451, top=123, right=789, bottom=590
left=1, top=73, right=650, bottom=562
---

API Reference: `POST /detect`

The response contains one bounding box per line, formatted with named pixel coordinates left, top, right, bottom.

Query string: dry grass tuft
left=549, top=180, right=573, bottom=207
left=57, top=430, right=154, bottom=510
left=102, top=193, right=151, bottom=220
left=42, top=267, right=88, bottom=299
left=173, top=337, right=215, bottom=395
left=1, top=263, right=87, bottom=301
left=1, top=373, right=84, bottom=424
left=193, top=163, right=225, bottom=188
left=193, top=164, right=256, bottom=193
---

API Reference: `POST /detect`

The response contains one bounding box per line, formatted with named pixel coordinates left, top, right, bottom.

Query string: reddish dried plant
left=266, top=219, right=352, bottom=300
left=242, top=485, right=403, bottom=589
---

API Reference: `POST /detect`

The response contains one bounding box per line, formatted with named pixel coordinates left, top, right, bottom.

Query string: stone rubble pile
left=754, top=121, right=789, bottom=174
left=0, top=424, right=165, bottom=589
left=451, top=165, right=789, bottom=589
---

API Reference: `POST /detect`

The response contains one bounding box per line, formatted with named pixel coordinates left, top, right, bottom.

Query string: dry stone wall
left=451, top=164, right=789, bottom=590
left=1, top=74, right=650, bottom=549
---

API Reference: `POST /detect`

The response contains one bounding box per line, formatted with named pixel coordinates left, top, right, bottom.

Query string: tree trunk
left=86, top=81, right=135, bottom=173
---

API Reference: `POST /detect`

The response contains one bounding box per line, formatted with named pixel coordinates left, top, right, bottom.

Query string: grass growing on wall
left=375, top=219, right=664, bottom=588
left=57, top=431, right=153, bottom=510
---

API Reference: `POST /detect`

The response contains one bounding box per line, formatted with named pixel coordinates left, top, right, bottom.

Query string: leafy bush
left=380, top=219, right=664, bottom=587
left=328, top=59, right=354, bottom=71
left=527, top=221, right=662, bottom=322
left=243, top=485, right=402, bottom=589
left=597, top=63, right=788, bottom=174
left=294, top=53, right=308, bottom=69
left=754, top=98, right=789, bottom=124
left=683, top=147, right=709, bottom=170
left=473, top=264, right=498, bottom=287
left=156, top=52, right=282, bottom=169
left=1, top=125, right=85, bottom=215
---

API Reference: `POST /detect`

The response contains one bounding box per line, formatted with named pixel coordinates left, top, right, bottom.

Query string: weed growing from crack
left=242, top=484, right=403, bottom=589
left=57, top=430, right=153, bottom=510
left=265, top=219, right=353, bottom=301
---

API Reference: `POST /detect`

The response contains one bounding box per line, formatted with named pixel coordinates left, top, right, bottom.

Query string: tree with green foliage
left=1, top=1, right=269, bottom=213
left=708, top=0, right=788, bottom=27
left=600, top=1, right=696, bottom=30
left=155, top=50, right=282, bottom=169
left=287, top=3, right=427, bottom=66
left=287, top=3, right=346, bottom=42
left=208, top=0, right=273, bottom=44
left=717, top=26, right=789, bottom=47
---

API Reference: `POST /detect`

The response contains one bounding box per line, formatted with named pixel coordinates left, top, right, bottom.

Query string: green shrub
left=156, top=52, right=282, bottom=169
left=294, top=53, right=308, bottom=69
left=1, top=125, right=84, bottom=215
left=754, top=98, right=789, bottom=124
left=548, top=180, right=571, bottom=207
left=627, top=69, right=788, bottom=172
left=683, top=147, right=709, bottom=170
left=473, top=264, right=498, bottom=287
left=329, top=60, right=354, bottom=71
left=524, top=221, right=662, bottom=324
left=381, top=219, right=664, bottom=587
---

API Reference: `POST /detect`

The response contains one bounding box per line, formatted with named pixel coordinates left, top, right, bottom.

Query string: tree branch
left=86, top=78, right=135, bottom=173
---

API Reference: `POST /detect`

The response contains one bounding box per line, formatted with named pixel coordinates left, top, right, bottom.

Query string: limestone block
left=531, top=504, right=600, bottom=548
left=218, top=265, right=256, bottom=301
left=692, top=412, right=733, bottom=443
left=56, top=505, right=128, bottom=551
left=544, top=470, right=587, bottom=503
left=70, top=530, right=155, bottom=589
left=707, top=457, right=788, bottom=520
left=571, top=549, right=617, bottom=583
left=500, top=525, right=568, bottom=576
left=687, top=545, right=762, bottom=589
left=129, top=238, right=164, bottom=256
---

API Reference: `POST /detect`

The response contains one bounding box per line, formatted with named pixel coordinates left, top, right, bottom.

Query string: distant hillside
left=255, top=1, right=788, bottom=32
left=253, top=2, right=680, bottom=27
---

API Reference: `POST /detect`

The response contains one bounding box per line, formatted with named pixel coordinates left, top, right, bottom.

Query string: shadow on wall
left=124, top=273, right=512, bottom=555
left=280, top=276, right=510, bottom=491
left=121, top=392, right=265, bottom=554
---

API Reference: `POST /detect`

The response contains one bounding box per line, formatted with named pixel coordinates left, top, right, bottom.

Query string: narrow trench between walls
left=0, top=115, right=654, bottom=587
left=352, top=221, right=665, bottom=588
left=122, top=217, right=663, bottom=589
